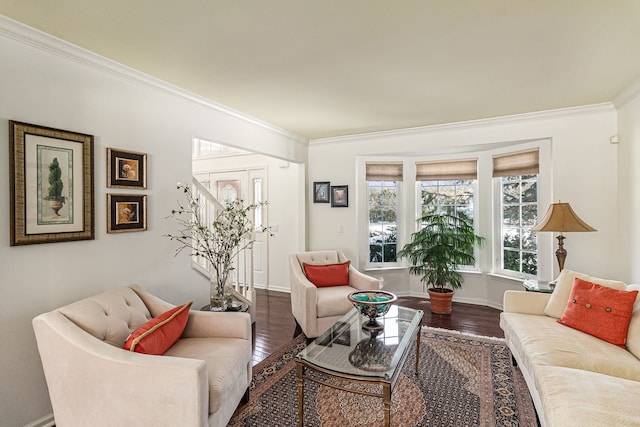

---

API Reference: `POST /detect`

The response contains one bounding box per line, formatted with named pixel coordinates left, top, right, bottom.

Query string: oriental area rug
left=229, top=326, right=537, bottom=427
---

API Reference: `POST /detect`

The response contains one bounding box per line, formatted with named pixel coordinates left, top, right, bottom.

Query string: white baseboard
left=255, top=283, right=290, bottom=293
left=24, top=414, right=54, bottom=427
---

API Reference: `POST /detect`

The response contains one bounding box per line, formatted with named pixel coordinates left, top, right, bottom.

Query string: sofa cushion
left=500, top=312, right=640, bottom=382
left=303, top=261, right=350, bottom=287
left=534, top=365, right=640, bottom=427
left=59, top=286, right=152, bottom=347
left=544, top=269, right=626, bottom=318
left=624, top=284, right=640, bottom=359
left=123, top=302, right=192, bottom=354
left=317, top=285, right=356, bottom=318
left=165, top=337, right=252, bottom=414
left=558, top=278, right=637, bottom=347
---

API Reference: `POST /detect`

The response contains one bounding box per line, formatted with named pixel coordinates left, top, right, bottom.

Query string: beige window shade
left=493, top=149, right=539, bottom=177
left=366, top=162, right=403, bottom=181
left=415, top=159, right=477, bottom=181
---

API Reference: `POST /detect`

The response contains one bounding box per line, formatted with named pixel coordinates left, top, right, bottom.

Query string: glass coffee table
left=295, top=305, right=423, bottom=427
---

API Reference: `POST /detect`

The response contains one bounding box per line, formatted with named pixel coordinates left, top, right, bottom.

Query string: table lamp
left=531, top=202, right=596, bottom=271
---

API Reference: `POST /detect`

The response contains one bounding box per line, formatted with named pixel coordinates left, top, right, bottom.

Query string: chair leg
left=241, top=387, right=250, bottom=404
left=293, top=319, right=303, bottom=338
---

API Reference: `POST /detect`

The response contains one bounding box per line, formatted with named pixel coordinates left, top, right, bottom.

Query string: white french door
left=199, top=168, right=269, bottom=289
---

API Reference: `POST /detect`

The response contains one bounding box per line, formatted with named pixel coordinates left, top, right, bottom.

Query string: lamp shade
left=531, top=202, right=596, bottom=233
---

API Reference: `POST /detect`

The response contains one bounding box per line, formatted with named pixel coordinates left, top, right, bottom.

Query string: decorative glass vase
left=209, top=272, right=228, bottom=311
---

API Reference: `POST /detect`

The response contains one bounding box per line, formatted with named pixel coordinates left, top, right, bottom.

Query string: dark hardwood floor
left=251, top=289, right=503, bottom=366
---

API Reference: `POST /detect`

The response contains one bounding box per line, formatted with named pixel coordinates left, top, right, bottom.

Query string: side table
left=523, top=279, right=555, bottom=293
left=200, top=300, right=249, bottom=312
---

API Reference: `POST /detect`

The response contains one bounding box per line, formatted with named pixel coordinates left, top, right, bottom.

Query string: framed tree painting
left=9, top=121, right=95, bottom=245
left=107, top=148, right=147, bottom=189
left=313, top=181, right=330, bottom=203
left=107, top=194, right=147, bottom=233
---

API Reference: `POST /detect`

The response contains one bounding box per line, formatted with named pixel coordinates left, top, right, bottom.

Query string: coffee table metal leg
left=415, top=328, right=421, bottom=375
left=296, top=362, right=304, bottom=427
left=383, top=382, right=391, bottom=426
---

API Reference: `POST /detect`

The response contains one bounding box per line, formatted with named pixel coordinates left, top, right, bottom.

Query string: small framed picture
left=313, top=181, right=330, bottom=203
left=107, top=194, right=147, bottom=233
left=331, top=185, right=348, bottom=207
left=107, top=148, right=147, bottom=189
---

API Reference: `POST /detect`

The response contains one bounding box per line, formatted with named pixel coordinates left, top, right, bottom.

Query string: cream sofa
left=32, top=285, right=252, bottom=427
left=289, top=250, right=380, bottom=338
left=500, top=270, right=640, bottom=427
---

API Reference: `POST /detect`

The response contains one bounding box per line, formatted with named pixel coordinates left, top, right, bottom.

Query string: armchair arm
left=503, top=290, right=550, bottom=315
left=348, top=266, right=381, bottom=291
left=289, top=255, right=319, bottom=335
left=33, top=312, right=209, bottom=427
left=183, top=311, right=251, bottom=340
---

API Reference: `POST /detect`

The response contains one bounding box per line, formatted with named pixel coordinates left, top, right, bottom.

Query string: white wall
left=616, top=77, right=640, bottom=283
left=308, top=105, right=620, bottom=307
left=193, top=154, right=304, bottom=292
left=0, top=19, right=306, bottom=427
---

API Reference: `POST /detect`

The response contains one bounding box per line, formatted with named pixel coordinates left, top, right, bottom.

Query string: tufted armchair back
left=58, top=286, right=152, bottom=347
left=293, top=250, right=347, bottom=269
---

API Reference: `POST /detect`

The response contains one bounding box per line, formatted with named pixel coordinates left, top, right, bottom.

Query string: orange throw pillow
left=303, top=261, right=350, bottom=287
left=558, top=278, right=638, bottom=347
left=123, top=301, right=192, bottom=355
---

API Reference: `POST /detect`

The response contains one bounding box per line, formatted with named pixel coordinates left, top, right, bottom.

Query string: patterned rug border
left=420, top=326, right=506, bottom=342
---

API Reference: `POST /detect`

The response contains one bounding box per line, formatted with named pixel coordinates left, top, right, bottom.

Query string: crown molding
left=310, top=102, right=615, bottom=145
left=613, top=75, right=640, bottom=109
left=0, top=15, right=307, bottom=145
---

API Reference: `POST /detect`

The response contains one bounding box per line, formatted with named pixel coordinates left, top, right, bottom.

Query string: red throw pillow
left=123, top=302, right=192, bottom=355
left=558, top=278, right=638, bottom=347
left=303, top=261, right=350, bottom=287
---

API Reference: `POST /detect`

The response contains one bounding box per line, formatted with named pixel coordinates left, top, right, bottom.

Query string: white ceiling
left=2, top=1, right=640, bottom=140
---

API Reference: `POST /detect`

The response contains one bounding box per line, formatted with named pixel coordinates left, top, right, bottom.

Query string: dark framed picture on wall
left=313, top=181, right=330, bottom=203
left=107, top=148, right=147, bottom=189
left=107, top=194, right=147, bottom=233
left=331, top=185, right=349, bottom=207
left=8, top=120, right=95, bottom=246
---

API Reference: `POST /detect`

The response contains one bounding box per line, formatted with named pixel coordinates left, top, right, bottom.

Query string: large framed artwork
left=107, top=148, right=147, bottom=189
left=9, top=121, right=94, bottom=245
left=107, top=194, right=147, bottom=233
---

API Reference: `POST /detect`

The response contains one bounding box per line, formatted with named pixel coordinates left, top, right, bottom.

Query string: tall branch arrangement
left=166, top=183, right=270, bottom=292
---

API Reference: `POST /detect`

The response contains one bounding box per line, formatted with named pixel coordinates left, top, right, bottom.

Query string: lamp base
left=555, top=234, right=567, bottom=272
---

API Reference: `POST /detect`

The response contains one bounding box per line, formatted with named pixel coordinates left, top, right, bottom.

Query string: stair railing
left=191, top=177, right=256, bottom=320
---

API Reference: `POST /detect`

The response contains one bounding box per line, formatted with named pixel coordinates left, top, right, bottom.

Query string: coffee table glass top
left=295, top=305, right=423, bottom=380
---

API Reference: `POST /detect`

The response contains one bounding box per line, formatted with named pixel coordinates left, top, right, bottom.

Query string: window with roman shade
left=416, top=159, right=478, bottom=223
left=366, top=162, right=402, bottom=264
left=493, top=148, right=539, bottom=276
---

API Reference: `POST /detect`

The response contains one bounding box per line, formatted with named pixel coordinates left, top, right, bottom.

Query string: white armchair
left=32, top=285, right=252, bottom=427
left=289, top=250, right=381, bottom=338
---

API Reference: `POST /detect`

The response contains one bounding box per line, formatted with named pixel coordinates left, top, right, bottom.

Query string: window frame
left=495, top=173, right=539, bottom=278
left=366, top=179, right=400, bottom=265
left=416, top=178, right=481, bottom=271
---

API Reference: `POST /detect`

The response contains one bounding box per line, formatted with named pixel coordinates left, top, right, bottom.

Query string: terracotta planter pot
left=428, top=289, right=454, bottom=314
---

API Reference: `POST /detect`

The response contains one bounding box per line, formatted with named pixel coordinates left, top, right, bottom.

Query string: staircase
left=190, top=177, right=257, bottom=320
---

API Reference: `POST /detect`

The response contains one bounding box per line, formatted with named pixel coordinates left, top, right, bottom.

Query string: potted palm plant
left=398, top=211, right=485, bottom=314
